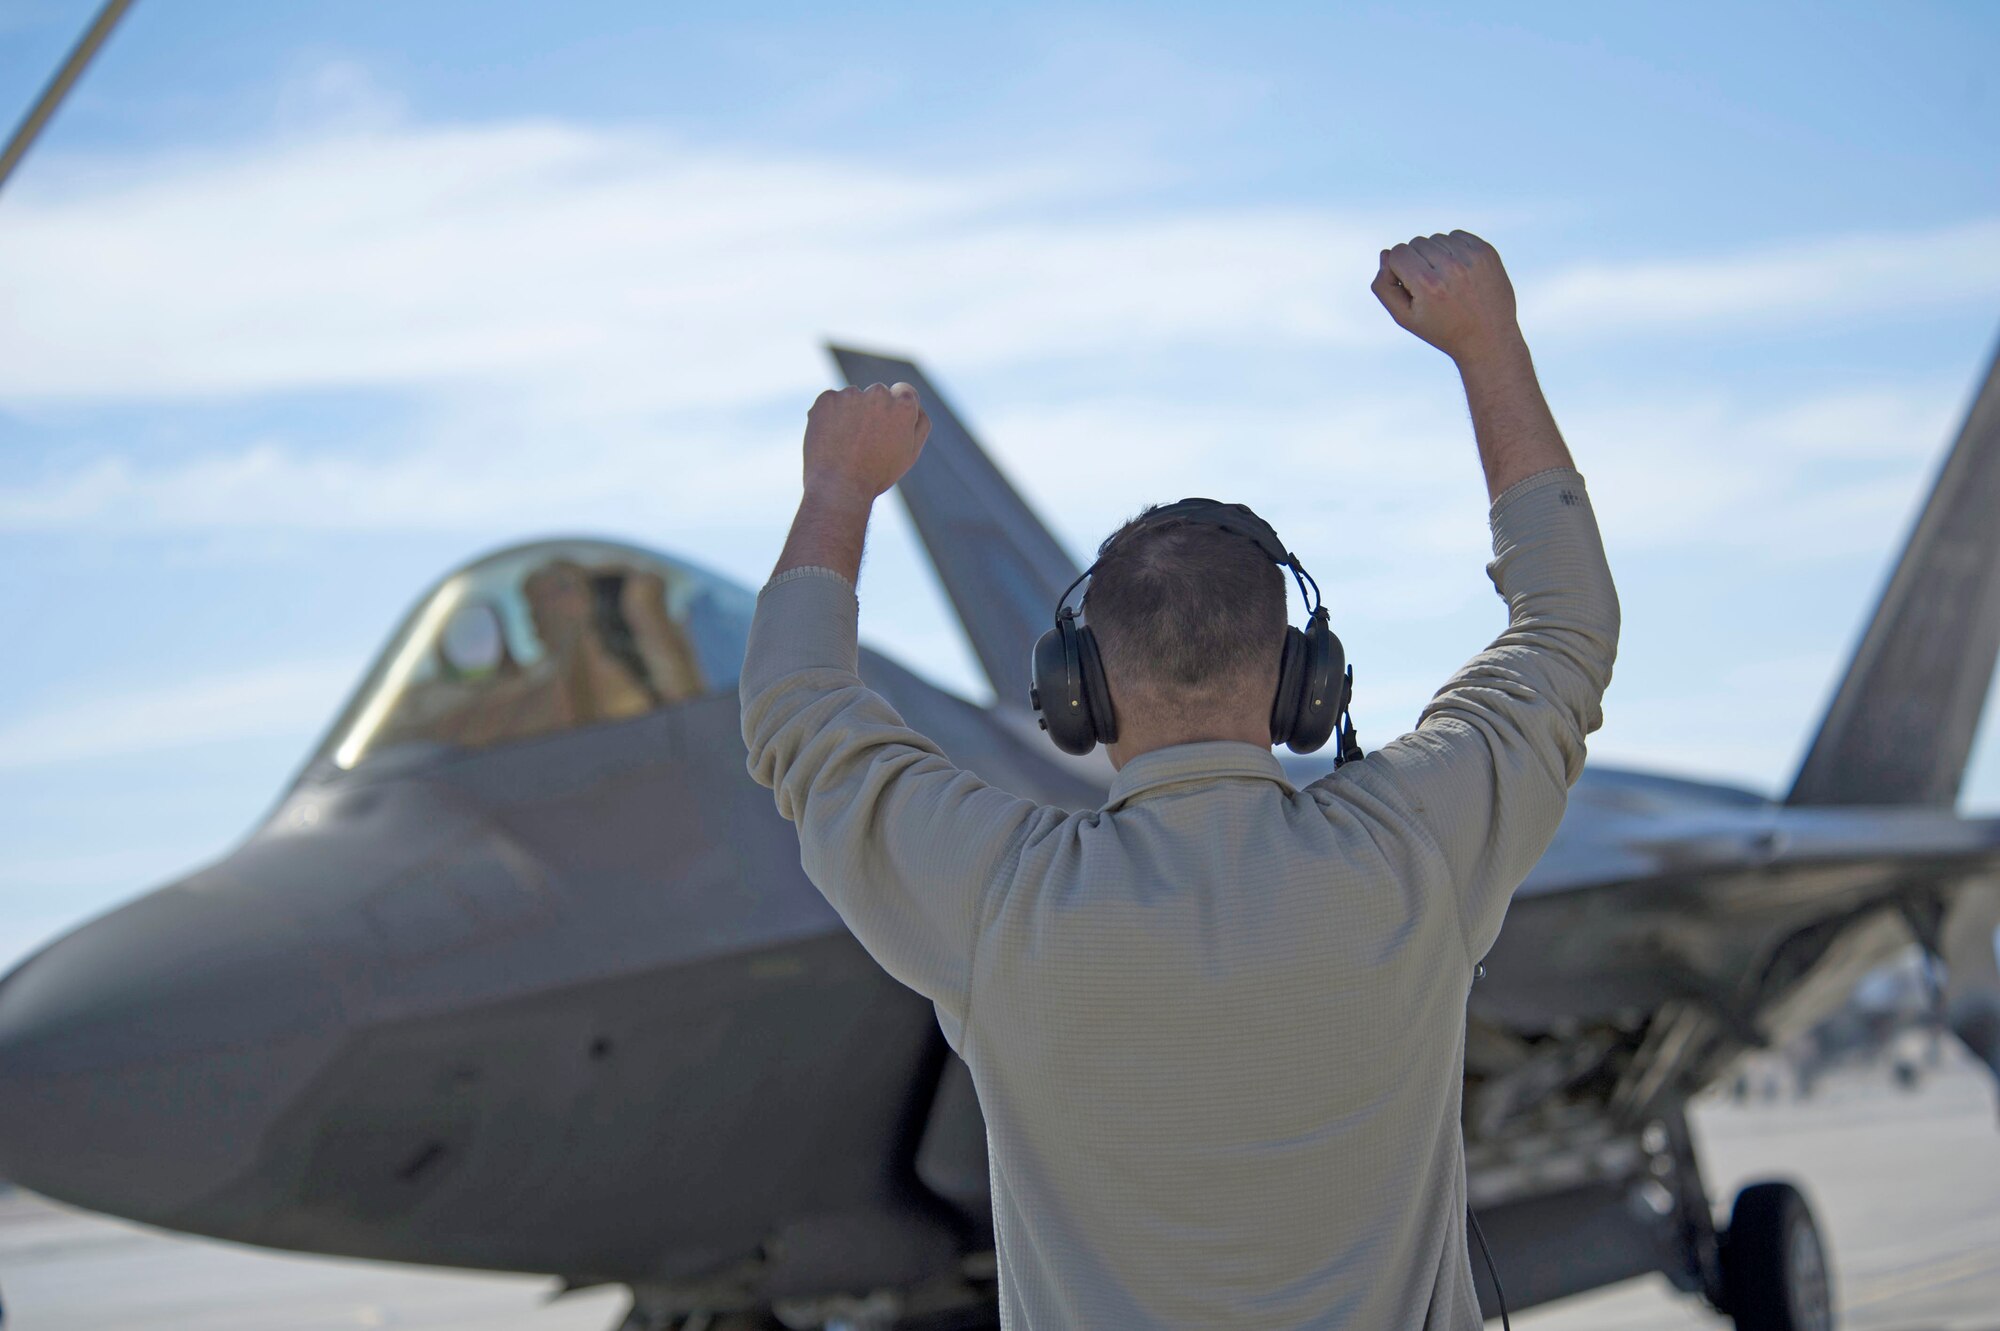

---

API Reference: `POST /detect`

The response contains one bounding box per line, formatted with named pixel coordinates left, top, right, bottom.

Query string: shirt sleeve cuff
left=1489, top=467, right=1593, bottom=551
left=1488, top=466, right=1585, bottom=520
left=741, top=565, right=862, bottom=694
left=763, top=564, right=856, bottom=594
left=1484, top=466, right=1611, bottom=607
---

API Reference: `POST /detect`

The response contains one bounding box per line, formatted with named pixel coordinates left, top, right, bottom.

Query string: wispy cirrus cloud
left=1526, top=218, right=2000, bottom=334
left=0, top=661, right=354, bottom=771
left=3, top=108, right=1994, bottom=416
left=1, top=101, right=1987, bottom=572
left=0, top=428, right=797, bottom=535
left=0, top=118, right=1394, bottom=411
left=0, top=373, right=1956, bottom=582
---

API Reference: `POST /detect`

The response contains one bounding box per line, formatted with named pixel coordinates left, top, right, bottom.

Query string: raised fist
left=1371, top=231, right=1521, bottom=364
left=802, top=382, right=932, bottom=502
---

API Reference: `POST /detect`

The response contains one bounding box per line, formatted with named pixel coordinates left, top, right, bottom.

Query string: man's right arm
left=1322, top=234, right=1619, bottom=963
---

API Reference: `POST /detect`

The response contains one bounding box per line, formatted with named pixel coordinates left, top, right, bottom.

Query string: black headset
left=1029, top=498, right=1361, bottom=763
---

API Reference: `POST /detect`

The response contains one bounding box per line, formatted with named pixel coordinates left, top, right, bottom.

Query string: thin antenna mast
left=0, top=0, right=139, bottom=197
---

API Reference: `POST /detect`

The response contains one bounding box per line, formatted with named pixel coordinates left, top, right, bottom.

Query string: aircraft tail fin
left=827, top=346, right=1082, bottom=709
left=1787, top=338, right=2000, bottom=808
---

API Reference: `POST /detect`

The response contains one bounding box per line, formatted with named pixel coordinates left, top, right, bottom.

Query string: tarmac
left=0, top=1056, right=1993, bottom=1330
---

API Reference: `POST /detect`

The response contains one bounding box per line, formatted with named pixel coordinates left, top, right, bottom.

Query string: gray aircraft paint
left=0, top=344, right=1995, bottom=1327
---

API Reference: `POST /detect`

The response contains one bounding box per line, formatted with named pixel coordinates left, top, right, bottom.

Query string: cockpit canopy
left=314, top=539, right=755, bottom=770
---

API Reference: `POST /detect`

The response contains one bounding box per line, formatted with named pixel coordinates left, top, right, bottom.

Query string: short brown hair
left=1082, top=508, right=1287, bottom=704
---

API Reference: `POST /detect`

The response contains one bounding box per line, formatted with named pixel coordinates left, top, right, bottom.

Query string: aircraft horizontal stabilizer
left=1788, top=337, right=2000, bottom=807
left=828, top=346, right=1082, bottom=709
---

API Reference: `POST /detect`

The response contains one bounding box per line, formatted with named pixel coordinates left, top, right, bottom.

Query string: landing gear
left=1719, top=1181, right=1833, bottom=1331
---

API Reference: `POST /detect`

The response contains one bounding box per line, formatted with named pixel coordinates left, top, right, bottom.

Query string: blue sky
left=2, top=0, right=1998, bottom=970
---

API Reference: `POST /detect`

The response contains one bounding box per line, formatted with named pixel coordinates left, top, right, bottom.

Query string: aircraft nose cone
left=0, top=874, right=347, bottom=1225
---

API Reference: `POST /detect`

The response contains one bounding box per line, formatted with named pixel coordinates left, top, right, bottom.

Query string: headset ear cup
left=1030, top=624, right=1058, bottom=735
left=1032, top=617, right=1097, bottom=756
left=1032, top=607, right=1112, bottom=751
left=1270, top=627, right=1306, bottom=747
left=1075, top=626, right=1119, bottom=744
left=1287, top=612, right=1344, bottom=755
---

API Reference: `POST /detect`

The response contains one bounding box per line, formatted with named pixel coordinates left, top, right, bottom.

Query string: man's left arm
left=1319, top=237, right=1619, bottom=965
left=741, top=384, right=1053, bottom=1033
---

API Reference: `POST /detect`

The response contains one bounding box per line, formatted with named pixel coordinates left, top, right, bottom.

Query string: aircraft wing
left=1474, top=804, right=2000, bottom=1130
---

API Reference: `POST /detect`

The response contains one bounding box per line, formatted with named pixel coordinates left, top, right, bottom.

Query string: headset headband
left=1057, top=498, right=1322, bottom=623
left=1135, top=497, right=1287, bottom=562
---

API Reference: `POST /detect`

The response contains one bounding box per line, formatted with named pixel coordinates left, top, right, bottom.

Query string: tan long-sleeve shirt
left=741, top=466, right=1618, bottom=1329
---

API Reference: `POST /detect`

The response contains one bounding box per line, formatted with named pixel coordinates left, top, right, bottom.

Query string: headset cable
left=1467, top=1205, right=1510, bottom=1330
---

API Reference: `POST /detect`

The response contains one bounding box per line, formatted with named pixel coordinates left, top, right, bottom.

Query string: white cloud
left=1560, top=383, right=1957, bottom=558
left=1591, top=651, right=1839, bottom=794
left=4, top=107, right=1993, bottom=416
left=0, top=354, right=1956, bottom=564
left=0, top=103, right=1985, bottom=565
left=0, top=428, right=797, bottom=534
left=1763, top=386, right=1967, bottom=460
left=0, top=118, right=1394, bottom=410
left=0, top=661, right=355, bottom=770
left=1527, top=218, right=2000, bottom=334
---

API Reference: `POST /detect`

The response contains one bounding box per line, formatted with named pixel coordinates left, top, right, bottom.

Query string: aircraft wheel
left=1721, top=1181, right=1833, bottom=1331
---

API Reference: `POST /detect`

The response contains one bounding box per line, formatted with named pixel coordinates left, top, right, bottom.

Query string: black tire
left=1721, top=1181, right=1834, bottom=1331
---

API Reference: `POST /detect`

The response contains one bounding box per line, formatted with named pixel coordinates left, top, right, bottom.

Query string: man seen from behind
left=740, top=231, right=1620, bottom=1328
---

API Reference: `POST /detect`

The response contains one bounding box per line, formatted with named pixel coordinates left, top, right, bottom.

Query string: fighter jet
left=1, top=342, right=1997, bottom=1331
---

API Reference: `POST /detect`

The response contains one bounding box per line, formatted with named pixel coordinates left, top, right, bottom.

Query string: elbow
left=1588, top=615, right=1620, bottom=701
left=738, top=684, right=792, bottom=794
left=1553, top=585, right=1622, bottom=701
left=1591, top=588, right=1622, bottom=698
left=1591, top=563, right=1623, bottom=681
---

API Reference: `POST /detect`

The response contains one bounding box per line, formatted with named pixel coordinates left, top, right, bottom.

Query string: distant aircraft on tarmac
left=0, top=342, right=1996, bottom=1331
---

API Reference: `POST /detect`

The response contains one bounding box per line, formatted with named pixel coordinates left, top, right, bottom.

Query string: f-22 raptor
left=1, top=343, right=1997, bottom=1331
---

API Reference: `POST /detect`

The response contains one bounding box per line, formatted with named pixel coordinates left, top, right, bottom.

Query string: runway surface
left=0, top=1057, right=1994, bottom=1330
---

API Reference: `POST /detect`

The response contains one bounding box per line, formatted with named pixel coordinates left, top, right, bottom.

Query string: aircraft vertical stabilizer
left=1788, top=339, right=2000, bottom=807
left=828, top=346, right=1082, bottom=709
